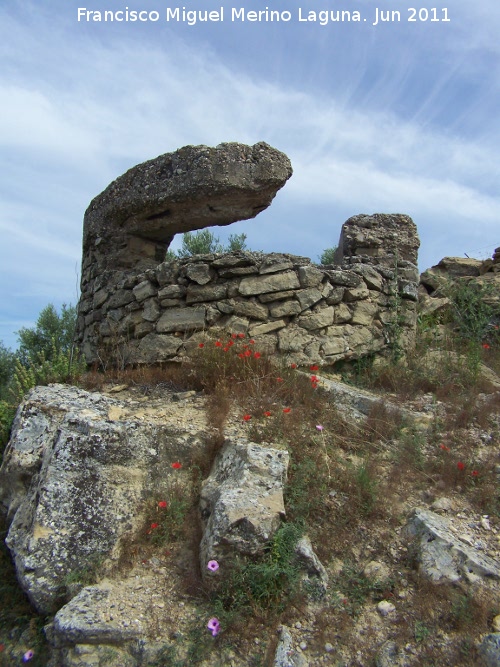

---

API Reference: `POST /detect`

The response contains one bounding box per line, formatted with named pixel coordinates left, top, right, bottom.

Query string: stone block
left=298, top=265, right=323, bottom=288
left=132, top=280, right=156, bottom=302
left=186, top=284, right=228, bottom=303
left=239, top=271, right=300, bottom=296
left=157, top=307, right=206, bottom=333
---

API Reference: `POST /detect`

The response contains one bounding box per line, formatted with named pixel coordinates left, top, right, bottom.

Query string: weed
left=414, top=621, right=431, bottom=643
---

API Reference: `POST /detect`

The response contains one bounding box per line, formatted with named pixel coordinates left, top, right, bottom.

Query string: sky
left=1, top=0, right=499, bottom=350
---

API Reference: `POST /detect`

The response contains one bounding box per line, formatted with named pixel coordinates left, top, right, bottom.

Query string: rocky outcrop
left=403, top=508, right=500, bottom=584
left=199, top=440, right=289, bottom=574
left=0, top=384, right=207, bottom=613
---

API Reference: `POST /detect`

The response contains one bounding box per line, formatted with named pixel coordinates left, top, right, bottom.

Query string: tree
left=319, top=246, right=337, bottom=266
left=177, top=230, right=224, bottom=257
left=16, top=303, right=78, bottom=365
left=0, top=342, right=15, bottom=401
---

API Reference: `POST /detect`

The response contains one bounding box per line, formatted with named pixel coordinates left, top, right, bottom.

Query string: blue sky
left=1, top=0, right=499, bottom=350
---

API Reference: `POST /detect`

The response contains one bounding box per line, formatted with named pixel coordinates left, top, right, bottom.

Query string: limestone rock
left=0, top=384, right=205, bottom=613
left=479, top=633, right=500, bottom=667
left=83, top=142, right=292, bottom=271
left=294, top=535, right=329, bottom=597
left=199, top=440, right=289, bottom=572
left=274, top=626, right=309, bottom=667
left=403, top=508, right=500, bottom=584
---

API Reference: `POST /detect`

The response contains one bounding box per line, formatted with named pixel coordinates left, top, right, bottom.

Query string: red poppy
left=249, top=339, right=255, bottom=345
left=243, top=414, right=252, bottom=421
left=254, top=352, right=261, bottom=359
left=310, top=375, right=319, bottom=382
left=276, top=377, right=284, bottom=382
left=283, top=407, right=291, bottom=413
left=228, top=340, right=234, bottom=347
left=238, top=353, right=245, bottom=359
left=215, top=341, right=222, bottom=347
left=440, top=444, right=450, bottom=452
left=244, top=349, right=251, bottom=357
left=231, top=333, right=238, bottom=339
left=471, top=470, right=479, bottom=477
left=238, top=333, right=245, bottom=338
left=150, top=522, right=159, bottom=530
left=172, top=462, right=182, bottom=469
left=482, top=343, right=490, bottom=350
left=290, top=363, right=297, bottom=369
left=0, top=645, right=4, bottom=653
left=457, top=461, right=465, bottom=471
left=223, top=347, right=229, bottom=352
left=310, top=364, right=319, bottom=371
left=198, top=343, right=205, bottom=348
left=158, top=501, right=168, bottom=509
left=264, top=411, right=272, bottom=417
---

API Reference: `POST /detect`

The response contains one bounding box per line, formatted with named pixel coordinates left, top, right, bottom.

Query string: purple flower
left=23, top=650, right=34, bottom=662
left=207, top=560, right=219, bottom=572
left=316, top=425, right=324, bottom=431
left=207, top=617, right=220, bottom=636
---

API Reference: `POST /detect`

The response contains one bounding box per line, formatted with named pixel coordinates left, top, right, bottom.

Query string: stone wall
left=76, top=213, right=420, bottom=368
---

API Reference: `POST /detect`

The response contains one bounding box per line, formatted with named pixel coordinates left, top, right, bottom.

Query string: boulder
left=403, top=508, right=500, bottom=584
left=199, top=440, right=289, bottom=573
left=0, top=384, right=205, bottom=613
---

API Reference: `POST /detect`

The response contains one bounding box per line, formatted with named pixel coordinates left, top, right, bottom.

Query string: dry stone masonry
left=76, top=143, right=420, bottom=366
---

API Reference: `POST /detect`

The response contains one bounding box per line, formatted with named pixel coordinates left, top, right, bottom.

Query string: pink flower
left=316, top=425, right=324, bottom=431
left=23, top=651, right=34, bottom=663
left=207, top=617, right=220, bottom=636
left=207, top=560, right=219, bottom=572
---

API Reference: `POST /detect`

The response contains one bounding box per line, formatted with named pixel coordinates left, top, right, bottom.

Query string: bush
left=166, top=230, right=249, bottom=259
left=319, top=246, right=337, bottom=265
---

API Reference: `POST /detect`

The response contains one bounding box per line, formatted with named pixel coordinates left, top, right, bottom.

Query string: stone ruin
left=76, top=142, right=420, bottom=367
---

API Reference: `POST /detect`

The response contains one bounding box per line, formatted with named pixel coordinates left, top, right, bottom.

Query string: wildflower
left=290, top=363, right=297, bottom=369
left=482, top=343, right=490, bottom=350
left=244, top=349, right=251, bottom=357
left=283, top=407, right=291, bottom=413
left=249, top=339, right=255, bottom=345
left=215, top=341, right=222, bottom=347
left=0, top=644, right=4, bottom=653
left=227, top=340, right=234, bottom=347
left=457, top=461, right=465, bottom=471
left=238, top=353, right=245, bottom=359
left=150, top=523, right=159, bottom=530
left=172, top=462, right=182, bottom=469
left=207, top=617, right=220, bottom=637
left=471, top=470, right=479, bottom=477
left=238, top=333, right=245, bottom=338
left=22, top=651, right=34, bottom=662
left=198, top=343, right=205, bottom=348
left=158, top=501, right=168, bottom=509
left=440, top=444, right=450, bottom=452
left=207, top=560, right=219, bottom=572
left=316, top=425, right=324, bottom=431
left=264, top=411, right=272, bottom=417
left=310, top=375, right=319, bottom=383
left=254, top=352, right=261, bottom=359
left=223, top=347, right=229, bottom=352
left=243, top=414, right=252, bottom=421
left=310, top=364, right=319, bottom=371
left=231, top=333, right=238, bottom=339
left=276, top=377, right=284, bottom=382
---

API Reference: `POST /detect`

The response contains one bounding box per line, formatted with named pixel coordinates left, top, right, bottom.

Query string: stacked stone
left=76, top=247, right=418, bottom=368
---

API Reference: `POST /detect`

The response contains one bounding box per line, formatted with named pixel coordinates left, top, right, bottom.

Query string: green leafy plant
left=319, top=246, right=337, bottom=265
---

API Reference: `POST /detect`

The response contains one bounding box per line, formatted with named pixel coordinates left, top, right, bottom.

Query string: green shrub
left=319, top=246, right=337, bottom=265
